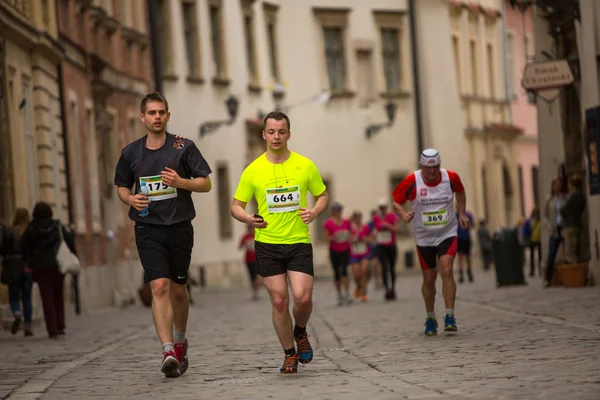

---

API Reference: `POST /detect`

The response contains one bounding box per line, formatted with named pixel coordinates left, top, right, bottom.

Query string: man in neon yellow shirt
left=231, top=111, right=329, bottom=374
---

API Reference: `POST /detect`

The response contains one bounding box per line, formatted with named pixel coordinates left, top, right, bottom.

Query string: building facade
left=503, top=0, right=539, bottom=219
left=0, top=0, right=67, bottom=224
left=534, top=0, right=600, bottom=283
left=0, top=0, right=66, bottom=313
left=151, top=0, right=430, bottom=287
left=448, top=0, right=522, bottom=232
left=59, top=0, right=152, bottom=309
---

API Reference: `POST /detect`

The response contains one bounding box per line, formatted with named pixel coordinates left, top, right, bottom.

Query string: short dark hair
left=262, top=111, right=290, bottom=131
left=32, top=202, right=53, bottom=220
left=569, top=174, right=583, bottom=189
left=140, top=92, right=169, bottom=113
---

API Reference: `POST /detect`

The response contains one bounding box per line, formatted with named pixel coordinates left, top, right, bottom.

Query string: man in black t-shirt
left=114, top=92, right=212, bottom=378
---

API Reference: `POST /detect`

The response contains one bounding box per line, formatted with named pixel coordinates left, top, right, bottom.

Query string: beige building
left=0, top=0, right=68, bottom=223
left=0, top=0, right=66, bottom=317
left=448, top=0, right=523, bottom=231
left=152, top=0, right=520, bottom=288
left=534, top=0, right=600, bottom=283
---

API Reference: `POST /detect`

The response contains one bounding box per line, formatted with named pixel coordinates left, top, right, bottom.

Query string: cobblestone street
left=1, top=270, right=599, bottom=400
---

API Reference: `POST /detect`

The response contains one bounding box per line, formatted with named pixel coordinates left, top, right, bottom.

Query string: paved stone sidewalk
left=1, top=270, right=599, bottom=399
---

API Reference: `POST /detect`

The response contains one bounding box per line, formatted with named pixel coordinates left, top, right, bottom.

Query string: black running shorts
left=254, top=242, right=314, bottom=277
left=135, top=221, right=194, bottom=285
left=416, top=236, right=458, bottom=270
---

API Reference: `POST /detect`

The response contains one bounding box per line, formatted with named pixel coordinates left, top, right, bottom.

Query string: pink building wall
left=504, top=1, right=539, bottom=218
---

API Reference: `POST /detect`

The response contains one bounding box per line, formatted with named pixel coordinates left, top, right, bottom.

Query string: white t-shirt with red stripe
left=392, top=168, right=464, bottom=246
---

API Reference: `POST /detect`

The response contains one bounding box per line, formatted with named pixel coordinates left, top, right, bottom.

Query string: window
left=242, top=0, right=259, bottom=87
left=86, top=109, right=102, bottom=233
left=452, top=35, right=461, bottom=92
left=470, top=39, right=478, bottom=95
left=264, top=4, right=280, bottom=83
left=486, top=43, right=495, bottom=98
left=531, top=166, right=539, bottom=207
left=209, top=0, right=227, bottom=80
left=314, top=8, right=350, bottom=93
left=22, top=78, right=37, bottom=209
left=524, top=33, right=533, bottom=63
left=374, top=11, right=406, bottom=95
left=518, top=165, right=524, bottom=217
left=381, top=28, right=401, bottom=93
left=506, top=32, right=517, bottom=98
left=315, top=178, right=331, bottom=242
left=217, top=164, right=232, bottom=239
left=356, top=49, right=375, bottom=107
left=101, top=0, right=113, bottom=15
left=49, top=96, right=63, bottom=220
left=481, top=166, right=489, bottom=221
left=69, top=100, right=86, bottom=232
left=323, top=27, right=346, bottom=92
left=182, top=0, right=200, bottom=78
left=41, top=0, right=50, bottom=31
left=120, top=1, right=132, bottom=26
left=151, top=0, right=172, bottom=77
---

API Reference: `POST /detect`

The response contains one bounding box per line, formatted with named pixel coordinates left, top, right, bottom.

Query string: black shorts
left=246, top=261, right=258, bottom=279
left=254, top=242, right=314, bottom=277
left=457, top=238, right=472, bottom=255
left=416, top=236, right=457, bottom=270
left=135, top=221, right=194, bottom=285
left=329, top=249, right=350, bottom=281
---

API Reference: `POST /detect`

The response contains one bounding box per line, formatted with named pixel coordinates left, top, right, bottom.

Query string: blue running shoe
left=295, top=333, right=313, bottom=364
left=444, top=314, right=458, bottom=332
left=424, top=318, right=438, bottom=336
left=280, top=354, right=299, bottom=373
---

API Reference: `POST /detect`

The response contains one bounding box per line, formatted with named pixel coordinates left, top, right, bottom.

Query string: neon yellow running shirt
left=234, top=152, right=326, bottom=244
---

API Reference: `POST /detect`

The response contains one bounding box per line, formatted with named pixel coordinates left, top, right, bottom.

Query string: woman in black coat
left=20, top=202, right=76, bottom=338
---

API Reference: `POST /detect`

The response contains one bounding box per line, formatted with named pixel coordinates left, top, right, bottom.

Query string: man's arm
left=299, top=190, right=329, bottom=225
left=117, top=186, right=149, bottom=211
left=231, top=199, right=267, bottom=228
left=180, top=176, right=212, bottom=193
left=455, top=191, right=467, bottom=215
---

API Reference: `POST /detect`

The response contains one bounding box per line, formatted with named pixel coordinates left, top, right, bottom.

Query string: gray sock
left=173, top=329, right=186, bottom=344
left=162, top=342, right=175, bottom=354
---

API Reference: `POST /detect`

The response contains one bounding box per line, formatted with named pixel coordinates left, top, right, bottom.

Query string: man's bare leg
left=288, top=271, right=314, bottom=328
left=422, top=269, right=437, bottom=313
left=151, top=278, right=174, bottom=344
left=262, top=274, right=294, bottom=350
left=439, top=255, right=457, bottom=309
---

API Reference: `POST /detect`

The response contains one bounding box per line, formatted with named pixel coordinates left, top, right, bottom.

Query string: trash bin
left=492, top=228, right=525, bottom=287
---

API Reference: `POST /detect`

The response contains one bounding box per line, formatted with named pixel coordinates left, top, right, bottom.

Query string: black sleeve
left=114, top=150, right=134, bottom=188
left=62, top=225, right=77, bottom=255
left=20, top=228, right=32, bottom=261
left=183, top=142, right=212, bottom=178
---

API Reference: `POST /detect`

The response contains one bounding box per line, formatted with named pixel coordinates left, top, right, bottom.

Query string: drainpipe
left=500, top=0, right=513, bottom=123
left=56, top=5, right=80, bottom=315
left=408, top=0, right=425, bottom=156
left=147, top=0, right=163, bottom=93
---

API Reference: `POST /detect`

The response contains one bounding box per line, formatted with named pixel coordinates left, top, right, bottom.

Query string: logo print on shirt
left=420, top=188, right=428, bottom=196
left=173, top=139, right=185, bottom=150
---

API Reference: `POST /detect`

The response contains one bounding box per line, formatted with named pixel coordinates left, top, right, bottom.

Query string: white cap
left=420, top=148, right=441, bottom=166
left=378, top=198, right=388, bottom=207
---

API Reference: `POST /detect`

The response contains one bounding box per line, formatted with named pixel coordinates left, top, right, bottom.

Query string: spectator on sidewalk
left=20, top=202, right=76, bottom=338
left=543, top=177, right=566, bottom=287
left=456, top=209, right=475, bottom=283
left=476, top=219, right=493, bottom=271
left=522, top=207, right=542, bottom=277
left=0, top=208, right=33, bottom=337
left=239, top=224, right=261, bottom=301
left=560, top=174, right=586, bottom=264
